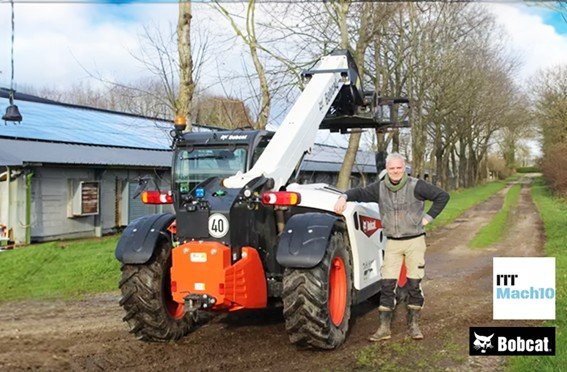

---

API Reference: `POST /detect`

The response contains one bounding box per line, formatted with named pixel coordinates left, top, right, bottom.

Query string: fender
left=115, top=213, right=175, bottom=264
left=276, top=213, right=341, bottom=268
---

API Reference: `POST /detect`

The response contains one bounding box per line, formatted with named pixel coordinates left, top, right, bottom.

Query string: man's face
left=386, top=158, right=405, bottom=182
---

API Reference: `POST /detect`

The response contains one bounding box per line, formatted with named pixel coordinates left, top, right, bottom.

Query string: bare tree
left=176, top=1, right=195, bottom=130
left=214, top=0, right=271, bottom=129
left=531, top=64, right=567, bottom=195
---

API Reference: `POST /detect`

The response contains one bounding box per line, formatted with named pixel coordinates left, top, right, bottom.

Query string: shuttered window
left=68, top=180, right=100, bottom=217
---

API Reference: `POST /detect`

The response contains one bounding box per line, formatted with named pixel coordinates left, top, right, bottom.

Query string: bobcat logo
left=358, top=215, right=382, bottom=237
left=473, top=333, right=494, bottom=353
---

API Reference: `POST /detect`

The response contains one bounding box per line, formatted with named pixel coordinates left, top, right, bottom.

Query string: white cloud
left=487, top=3, right=567, bottom=84
left=0, top=3, right=178, bottom=90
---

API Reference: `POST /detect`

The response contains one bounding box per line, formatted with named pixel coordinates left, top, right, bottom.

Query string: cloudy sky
left=1, top=1, right=566, bottom=129
left=1, top=1, right=566, bottom=87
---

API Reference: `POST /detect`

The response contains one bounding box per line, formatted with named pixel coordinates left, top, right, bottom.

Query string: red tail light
left=261, top=191, right=301, bottom=206
left=141, top=190, right=173, bottom=204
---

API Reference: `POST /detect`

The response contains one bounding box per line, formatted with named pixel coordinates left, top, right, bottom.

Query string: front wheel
left=119, top=239, right=193, bottom=342
left=282, top=226, right=353, bottom=349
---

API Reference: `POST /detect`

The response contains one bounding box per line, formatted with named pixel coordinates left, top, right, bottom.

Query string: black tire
left=282, top=226, right=353, bottom=349
left=119, top=238, right=193, bottom=342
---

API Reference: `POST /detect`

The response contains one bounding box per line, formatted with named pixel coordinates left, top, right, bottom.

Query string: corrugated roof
left=0, top=138, right=172, bottom=168
left=301, top=160, right=376, bottom=173
left=305, top=143, right=375, bottom=171
left=0, top=92, right=377, bottom=173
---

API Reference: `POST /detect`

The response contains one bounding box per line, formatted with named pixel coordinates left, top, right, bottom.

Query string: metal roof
left=0, top=92, right=377, bottom=173
left=1, top=92, right=173, bottom=149
left=0, top=138, right=172, bottom=168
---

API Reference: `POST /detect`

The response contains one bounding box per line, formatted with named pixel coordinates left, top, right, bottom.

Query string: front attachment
left=170, top=241, right=267, bottom=313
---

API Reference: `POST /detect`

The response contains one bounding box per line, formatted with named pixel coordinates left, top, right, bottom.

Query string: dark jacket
left=345, top=176, right=449, bottom=239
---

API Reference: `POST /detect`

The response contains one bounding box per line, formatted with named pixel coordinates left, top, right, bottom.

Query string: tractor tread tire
left=119, top=239, right=193, bottom=342
left=282, top=228, right=352, bottom=349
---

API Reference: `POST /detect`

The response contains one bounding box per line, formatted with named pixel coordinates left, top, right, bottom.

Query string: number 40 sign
left=208, top=213, right=229, bottom=238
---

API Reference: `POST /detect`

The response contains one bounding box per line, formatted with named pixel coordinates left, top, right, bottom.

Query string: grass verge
left=0, top=179, right=509, bottom=304
left=507, top=178, right=566, bottom=370
left=0, top=235, right=120, bottom=302
left=469, top=183, right=521, bottom=248
left=427, top=179, right=509, bottom=230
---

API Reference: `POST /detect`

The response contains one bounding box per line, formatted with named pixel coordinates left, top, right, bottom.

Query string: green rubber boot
left=407, top=306, right=424, bottom=340
left=369, top=308, right=393, bottom=342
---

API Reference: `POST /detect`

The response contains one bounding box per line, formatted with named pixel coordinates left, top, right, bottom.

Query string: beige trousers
left=381, top=235, right=427, bottom=279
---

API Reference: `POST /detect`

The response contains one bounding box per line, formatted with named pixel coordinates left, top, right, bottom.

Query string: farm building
left=0, top=89, right=378, bottom=245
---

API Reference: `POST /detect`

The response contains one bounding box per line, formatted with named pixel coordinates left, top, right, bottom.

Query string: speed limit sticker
left=208, top=213, right=229, bottom=238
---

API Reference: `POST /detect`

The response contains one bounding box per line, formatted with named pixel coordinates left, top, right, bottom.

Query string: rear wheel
left=119, top=239, right=193, bottom=342
left=282, top=226, right=353, bottom=349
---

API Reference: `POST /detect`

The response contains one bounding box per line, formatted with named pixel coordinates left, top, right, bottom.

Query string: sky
left=0, top=0, right=566, bottom=153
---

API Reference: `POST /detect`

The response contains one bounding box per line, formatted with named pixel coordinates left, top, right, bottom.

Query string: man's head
left=385, top=153, right=406, bottom=183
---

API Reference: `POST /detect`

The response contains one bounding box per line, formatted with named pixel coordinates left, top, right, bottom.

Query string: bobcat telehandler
left=115, top=50, right=409, bottom=349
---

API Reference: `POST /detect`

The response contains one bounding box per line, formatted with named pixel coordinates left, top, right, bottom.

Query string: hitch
left=184, top=293, right=217, bottom=314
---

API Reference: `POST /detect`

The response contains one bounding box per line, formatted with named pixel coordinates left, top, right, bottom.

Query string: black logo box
left=469, top=327, right=555, bottom=356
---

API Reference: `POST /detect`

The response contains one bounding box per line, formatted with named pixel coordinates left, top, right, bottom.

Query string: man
left=334, top=153, right=449, bottom=341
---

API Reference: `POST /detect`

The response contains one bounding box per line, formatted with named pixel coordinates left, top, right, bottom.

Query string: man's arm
left=345, top=181, right=381, bottom=203
left=414, top=180, right=450, bottom=222
left=334, top=181, right=381, bottom=214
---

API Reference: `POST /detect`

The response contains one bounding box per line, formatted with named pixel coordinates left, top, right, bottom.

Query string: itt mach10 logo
left=358, top=215, right=382, bottom=237
left=493, top=257, right=555, bottom=320
left=469, top=327, right=555, bottom=356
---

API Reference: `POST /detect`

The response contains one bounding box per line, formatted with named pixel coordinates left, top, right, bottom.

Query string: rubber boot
left=407, top=306, right=423, bottom=340
left=368, top=308, right=393, bottom=342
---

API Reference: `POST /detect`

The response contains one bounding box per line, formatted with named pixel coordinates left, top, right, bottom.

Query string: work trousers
left=379, top=235, right=426, bottom=310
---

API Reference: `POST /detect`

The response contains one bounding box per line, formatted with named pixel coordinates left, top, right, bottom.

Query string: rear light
left=171, top=280, right=177, bottom=293
left=261, top=191, right=301, bottom=206
left=141, top=190, right=173, bottom=204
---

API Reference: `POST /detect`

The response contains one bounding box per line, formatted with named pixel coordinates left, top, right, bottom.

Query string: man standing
left=334, top=153, right=449, bottom=341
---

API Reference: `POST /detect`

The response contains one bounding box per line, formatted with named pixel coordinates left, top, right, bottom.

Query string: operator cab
left=173, top=130, right=273, bottom=195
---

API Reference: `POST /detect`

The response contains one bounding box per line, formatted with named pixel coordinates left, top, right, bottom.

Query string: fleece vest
left=378, top=177, right=425, bottom=238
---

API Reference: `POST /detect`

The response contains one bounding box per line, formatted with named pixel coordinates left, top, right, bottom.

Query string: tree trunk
left=177, top=1, right=194, bottom=131
left=247, top=1, right=270, bottom=129
left=458, top=139, right=467, bottom=189
left=337, top=132, right=361, bottom=189
left=450, top=144, right=457, bottom=189
left=335, top=1, right=369, bottom=190
left=435, top=149, right=444, bottom=188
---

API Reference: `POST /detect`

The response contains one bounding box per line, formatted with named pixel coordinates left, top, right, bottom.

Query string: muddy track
left=0, top=177, right=545, bottom=371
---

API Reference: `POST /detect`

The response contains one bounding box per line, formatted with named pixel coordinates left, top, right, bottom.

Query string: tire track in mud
left=0, top=177, right=545, bottom=371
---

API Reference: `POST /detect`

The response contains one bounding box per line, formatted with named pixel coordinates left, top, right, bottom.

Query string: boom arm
left=223, top=53, right=352, bottom=190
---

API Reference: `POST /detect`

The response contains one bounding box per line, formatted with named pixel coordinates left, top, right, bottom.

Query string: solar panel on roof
left=0, top=95, right=377, bottom=171
left=1, top=97, right=172, bottom=149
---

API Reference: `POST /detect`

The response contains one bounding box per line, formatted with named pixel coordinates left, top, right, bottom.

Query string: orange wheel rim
left=166, top=298, right=185, bottom=319
left=329, top=256, right=347, bottom=326
left=165, top=269, right=185, bottom=320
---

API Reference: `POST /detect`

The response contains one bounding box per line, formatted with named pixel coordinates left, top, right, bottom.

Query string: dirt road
left=0, top=177, right=545, bottom=371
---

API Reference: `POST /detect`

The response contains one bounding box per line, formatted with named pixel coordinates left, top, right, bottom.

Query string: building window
left=68, top=181, right=100, bottom=217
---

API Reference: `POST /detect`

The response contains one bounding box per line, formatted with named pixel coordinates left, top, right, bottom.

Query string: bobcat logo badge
left=358, top=215, right=382, bottom=237
left=473, top=333, right=494, bottom=353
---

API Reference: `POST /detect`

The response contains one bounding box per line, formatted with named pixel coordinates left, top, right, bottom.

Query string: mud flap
left=115, top=213, right=175, bottom=264
left=276, top=213, right=340, bottom=268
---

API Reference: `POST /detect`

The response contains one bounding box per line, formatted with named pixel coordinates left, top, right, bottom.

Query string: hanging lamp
left=3, top=0, right=22, bottom=124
